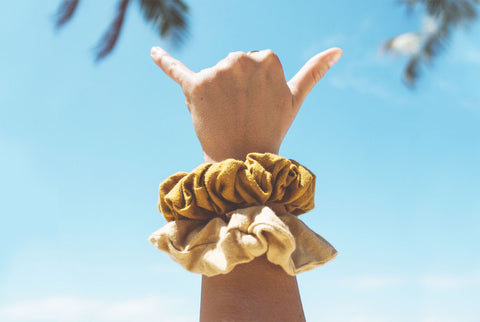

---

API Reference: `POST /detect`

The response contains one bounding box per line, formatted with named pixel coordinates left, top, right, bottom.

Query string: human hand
left=151, top=47, right=342, bottom=163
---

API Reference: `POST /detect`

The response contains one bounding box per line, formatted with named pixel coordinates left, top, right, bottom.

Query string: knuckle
left=264, top=49, right=275, bottom=57
left=311, top=67, right=326, bottom=84
left=225, top=51, right=253, bottom=69
left=213, top=66, right=229, bottom=79
left=263, top=49, right=279, bottom=62
left=227, top=51, right=246, bottom=62
left=157, top=55, right=168, bottom=69
left=228, top=51, right=243, bottom=57
left=186, top=76, right=205, bottom=96
left=167, top=61, right=177, bottom=75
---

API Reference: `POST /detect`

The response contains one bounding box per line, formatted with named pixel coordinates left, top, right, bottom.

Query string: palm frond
left=404, top=55, right=421, bottom=87
left=139, top=0, right=189, bottom=47
left=424, top=19, right=449, bottom=61
left=424, top=0, right=445, bottom=17
left=395, top=0, right=480, bottom=87
left=53, top=0, right=189, bottom=61
left=94, top=0, right=131, bottom=61
left=54, top=0, right=80, bottom=28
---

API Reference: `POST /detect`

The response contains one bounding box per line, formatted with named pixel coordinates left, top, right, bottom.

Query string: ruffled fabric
left=158, top=153, right=315, bottom=222
left=149, top=205, right=337, bottom=277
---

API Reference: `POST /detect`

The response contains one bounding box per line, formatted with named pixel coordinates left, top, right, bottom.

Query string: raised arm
left=151, top=47, right=342, bottom=322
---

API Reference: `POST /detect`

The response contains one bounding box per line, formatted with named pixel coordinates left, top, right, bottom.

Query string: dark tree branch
left=94, top=0, right=131, bottom=62
left=54, top=0, right=80, bottom=28
left=54, top=0, right=189, bottom=61
left=396, top=0, right=479, bottom=87
left=139, top=0, right=189, bottom=47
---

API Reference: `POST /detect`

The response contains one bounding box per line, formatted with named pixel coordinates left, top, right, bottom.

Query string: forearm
left=200, top=145, right=306, bottom=321
left=200, top=255, right=305, bottom=322
left=150, top=46, right=342, bottom=322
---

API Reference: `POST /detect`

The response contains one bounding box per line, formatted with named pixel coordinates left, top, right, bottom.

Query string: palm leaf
left=139, top=0, right=189, bottom=47
left=396, top=0, right=479, bottom=87
left=93, top=0, right=131, bottom=61
left=54, top=0, right=189, bottom=61
left=54, top=0, right=80, bottom=28
left=404, top=55, right=421, bottom=86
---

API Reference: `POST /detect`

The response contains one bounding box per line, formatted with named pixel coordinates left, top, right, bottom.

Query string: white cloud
left=434, top=79, right=459, bottom=93
left=148, top=262, right=183, bottom=274
left=0, top=295, right=195, bottom=322
left=341, top=275, right=405, bottom=289
left=301, top=33, right=347, bottom=61
left=420, top=313, right=480, bottom=322
left=0, top=297, right=93, bottom=321
left=459, top=99, right=480, bottom=113
left=450, top=32, right=480, bottom=66
left=420, top=273, right=480, bottom=290
left=463, top=47, right=480, bottom=65
left=421, top=316, right=456, bottom=322
left=328, top=74, right=392, bottom=100
left=338, top=272, right=480, bottom=291
left=301, top=16, right=374, bottom=62
left=347, top=315, right=388, bottom=322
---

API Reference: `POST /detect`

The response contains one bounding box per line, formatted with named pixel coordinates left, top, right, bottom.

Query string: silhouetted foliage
left=54, top=0, right=188, bottom=61
left=94, top=0, right=130, bottom=61
left=55, top=0, right=478, bottom=87
left=139, top=0, right=188, bottom=47
left=54, top=0, right=80, bottom=28
left=385, top=0, right=480, bottom=87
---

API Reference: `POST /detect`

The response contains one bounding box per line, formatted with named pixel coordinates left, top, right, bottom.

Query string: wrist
left=202, top=147, right=280, bottom=163
left=200, top=255, right=305, bottom=322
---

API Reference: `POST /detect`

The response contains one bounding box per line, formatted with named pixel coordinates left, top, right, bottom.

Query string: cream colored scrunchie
left=149, top=205, right=337, bottom=276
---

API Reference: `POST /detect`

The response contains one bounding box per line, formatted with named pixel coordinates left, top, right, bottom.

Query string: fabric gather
left=150, top=153, right=336, bottom=276
left=149, top=205, right=337, bottom=276
left=158, top=153, right=316, bottom=222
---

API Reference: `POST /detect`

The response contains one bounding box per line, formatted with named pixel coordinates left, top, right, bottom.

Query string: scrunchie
left=149, top=205, right=337, bottom=276
left=158, top=153, right=316, bottom=222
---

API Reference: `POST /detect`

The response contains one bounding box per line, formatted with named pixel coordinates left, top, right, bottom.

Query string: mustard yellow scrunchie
left=158, top=153, right=315, bottom=221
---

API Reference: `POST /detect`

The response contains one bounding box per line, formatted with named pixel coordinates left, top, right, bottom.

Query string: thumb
left=288, top=48, right=343, bottom=109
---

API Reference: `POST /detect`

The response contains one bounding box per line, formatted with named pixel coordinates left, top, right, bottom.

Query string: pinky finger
left=150, top=47, right=194, bottom=87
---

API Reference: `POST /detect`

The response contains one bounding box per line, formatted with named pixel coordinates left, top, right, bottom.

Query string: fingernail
left=328, top=50, right=343, bottom=68
left=150, top=46, right=164, bottom=56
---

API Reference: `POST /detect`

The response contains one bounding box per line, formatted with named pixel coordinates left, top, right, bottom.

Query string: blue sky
left=1, top=1, right=479, bottom=321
